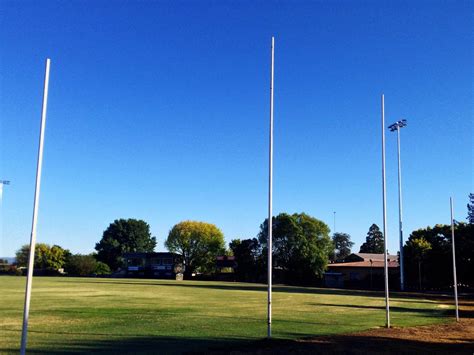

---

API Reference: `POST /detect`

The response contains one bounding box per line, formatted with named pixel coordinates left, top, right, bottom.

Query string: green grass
left=0, top=276, right=454, bottom=354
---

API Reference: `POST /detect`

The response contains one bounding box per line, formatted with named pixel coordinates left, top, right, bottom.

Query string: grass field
left=0, top=276, right=455, bottom=354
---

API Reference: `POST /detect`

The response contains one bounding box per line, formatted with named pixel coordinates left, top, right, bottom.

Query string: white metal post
left=396, top=127, right=405, bottom=291
left=267, top=36, right=274, bottom=339
left=20, top=58, right=51, bottom=355
left=381, top=94, right=390, bottom=328
left=450, top=197, right=459, bottom=321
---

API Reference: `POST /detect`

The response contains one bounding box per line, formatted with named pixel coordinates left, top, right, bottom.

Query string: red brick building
left=325, top=253, right=399, bottom=289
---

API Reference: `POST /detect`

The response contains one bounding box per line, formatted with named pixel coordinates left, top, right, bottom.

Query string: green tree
left=258, top=213, right=333, bottom=283
left=65, top=254, right=97, bottom=276
left=95, top=219, right=157, bottom=270
left=165, top=220, right=225, bottom=276
left=94, top=261, right=111, bottom=275
left=406, top=237, right=432, bottom=290
left=359, top=224, right=385, bottom=253
left=332, top=232, right=354, bottom=261
left=65, top=254, right=111, bottom=276
left=229, top=238, right=263, bottom=282
left=404, top=223, right=474, bottom=289
left=467, top=193, right=474, bottom=224
left=15, top=243, right=68, bottom=270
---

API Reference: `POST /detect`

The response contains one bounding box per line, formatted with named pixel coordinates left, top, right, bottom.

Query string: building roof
left=328, top=253, right=399, bottom=269
left=344, top=253, right=398, bottom=262
left=328, top=259, right=399, bottom=268
left=354, top=253, right=398, bottom=261
left=123, top=252, right=179, bottom=258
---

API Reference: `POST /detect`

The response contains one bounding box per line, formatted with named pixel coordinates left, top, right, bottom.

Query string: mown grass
left=0, top=276, right=454, bottom=354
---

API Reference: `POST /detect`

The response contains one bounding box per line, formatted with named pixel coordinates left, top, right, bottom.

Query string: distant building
left=324, top=253, right=399, bottom=289
left=215, top=255, right=237, bottom=271
left=123, top=252, right=183, bottom=279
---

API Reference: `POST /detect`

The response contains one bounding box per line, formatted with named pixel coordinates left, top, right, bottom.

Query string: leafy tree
left=331, top=233, right=354, bottom=261
left=95, top=219, right=156, bottom=270
left=65, top=254, right=97, bottom=276
left=229, top=238, right=263, bottom=282
left=65, top=254, right=111, bottom=276
left=467, top=193, right=474, bottom=223
left=404, top=223, right=474, bottom=290
left=359, top=224, right=385, bottom=254
left=48, top=245, right=69, bottom=270
left=165, top=220, right=226, bottom=276
left=258, top=213, right=333, bottom=283
left=94, top=261, right=111, bottom=275
left=15, top=243, right=68, bottom=270
left=406, top=237, right=432, bottom=290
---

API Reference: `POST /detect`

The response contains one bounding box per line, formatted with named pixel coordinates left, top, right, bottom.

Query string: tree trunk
left=418, top=261, right=422, bottom=290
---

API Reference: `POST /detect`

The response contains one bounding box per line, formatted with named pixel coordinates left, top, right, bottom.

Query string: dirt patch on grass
left=205, top=299, right=474, bottom=355
left=290, top=318, right=474, bottom=354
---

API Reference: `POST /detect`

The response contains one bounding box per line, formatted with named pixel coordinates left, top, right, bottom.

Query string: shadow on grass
left=1, top=335, right=251, bottom=354
left=206, top=333, right=474, bottom=354
left=309, top=302, right=452, bottom=317
left=61, top=278, right=461, bottom=304
left=3, top=332, right=472, bottom=355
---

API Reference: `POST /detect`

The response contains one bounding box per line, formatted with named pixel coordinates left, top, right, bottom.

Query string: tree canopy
left=95, top=218, right=156, bottom=270
left=229, top=238, right=263, bottom=282
left=165, top=220, right=225, bottom=276
left=16, top=243, right=69, bottom=270
left=258, top=213, right=333, bottom=283
left=359, top=224, right=385, bottom=254
left=467, top=193, right=474, bottom=223
left=403, top=223, right=474, bottom=289
left=332, top=232, right=354, bottom=261
left=65, top=254, right=111, bottom=276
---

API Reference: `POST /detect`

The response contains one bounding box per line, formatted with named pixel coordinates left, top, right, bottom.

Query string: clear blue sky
left=1, top=1, right=472, bottom=257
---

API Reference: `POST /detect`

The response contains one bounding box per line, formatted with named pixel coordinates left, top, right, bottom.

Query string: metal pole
left=267, top=36, right=274, bottom=339
left=333, top=211, right=336, bottom=234
left=381, top=94, right=390, bottom=328
left=396, top=127, right=405, bottom=291
left=450, top=197, right=459, bottom=321
left=20, top=58, right=51, bottom=355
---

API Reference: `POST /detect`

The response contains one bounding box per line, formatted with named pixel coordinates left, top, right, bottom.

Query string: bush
left=65, top=254, right=111, bottom=276
left=94, top=261, right=111, bottom=275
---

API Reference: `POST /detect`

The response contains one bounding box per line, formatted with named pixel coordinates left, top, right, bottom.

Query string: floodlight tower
left=0, top=180, right=10, bottom=201
left=388, top=119, right=407, bottom=291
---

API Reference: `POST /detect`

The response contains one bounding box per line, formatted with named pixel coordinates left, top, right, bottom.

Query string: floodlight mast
left=0, top=180, right=10, bottom=202
left=267, top=36, right=275, bottom=339
left=388, top=119, right=407, bottom=292
left=21, top=58, right=51, bottom=355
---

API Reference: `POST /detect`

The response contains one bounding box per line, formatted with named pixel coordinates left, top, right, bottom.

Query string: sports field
left=0, top=276, right=454, bottom=354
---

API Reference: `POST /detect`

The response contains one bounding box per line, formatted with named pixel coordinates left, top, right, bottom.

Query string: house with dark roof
left=324, top=253, right=399, bottom=289
left=123, top=252, right=183, bottom=279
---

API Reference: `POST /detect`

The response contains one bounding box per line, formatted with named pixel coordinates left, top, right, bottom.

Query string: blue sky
left=1, top=1, right=472, bottom=257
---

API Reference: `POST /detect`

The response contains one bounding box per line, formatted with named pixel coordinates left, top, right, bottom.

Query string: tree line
left=10, top=194, right=473, bottom=290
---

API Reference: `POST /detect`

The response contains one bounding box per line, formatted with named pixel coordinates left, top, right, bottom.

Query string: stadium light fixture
left=388, top=119, right=407, bottom=292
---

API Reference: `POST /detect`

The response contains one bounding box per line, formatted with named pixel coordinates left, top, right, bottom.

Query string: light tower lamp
left=388, top=119, right=407, bottom=291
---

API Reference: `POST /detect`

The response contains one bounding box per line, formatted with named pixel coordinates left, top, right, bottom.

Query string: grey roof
left=353, top=253, right=398, bottom=261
